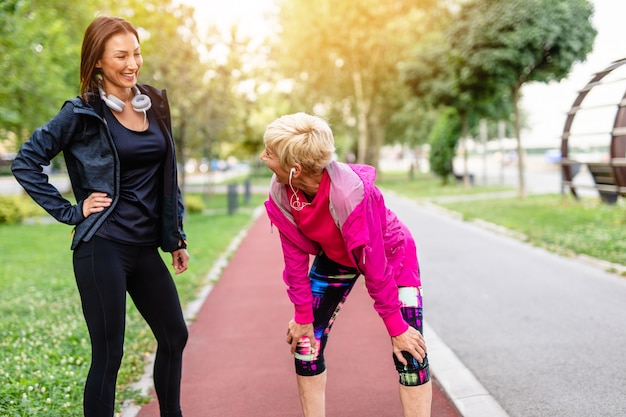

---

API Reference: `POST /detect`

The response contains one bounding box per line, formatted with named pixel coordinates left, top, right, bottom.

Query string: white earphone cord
left=289, top=168, right=310, bottom=211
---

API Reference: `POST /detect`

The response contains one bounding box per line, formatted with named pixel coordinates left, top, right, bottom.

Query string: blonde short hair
left=263, top=112, right=336, bottom=174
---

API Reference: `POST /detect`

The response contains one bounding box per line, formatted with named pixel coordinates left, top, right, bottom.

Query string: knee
left=166, top=325, right=188, bottom=353
left=397, top=354, right=431, bottom=387
left=171, top=325, right=188, bottom=353
left=178, top=326, right=189, bottom=350
left=294, top=350, right=325, bottom=376
left=399, top=368, right=431, bottom=386
left=398, top=361, right=430, bottom=387
left=92, top=342, right=124, bottom=371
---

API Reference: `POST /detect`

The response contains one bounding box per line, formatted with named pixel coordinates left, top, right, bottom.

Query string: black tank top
left=96, top=107, right=166, bottom=246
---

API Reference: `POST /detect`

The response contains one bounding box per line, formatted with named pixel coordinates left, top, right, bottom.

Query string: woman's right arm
left=11, top=103, right=86, bottom=225
left=278, top=231, right=316, bottom=325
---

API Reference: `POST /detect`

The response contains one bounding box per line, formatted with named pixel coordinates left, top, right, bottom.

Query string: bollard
left=227, top=183, right=238, bottom=215
left=243, top=178, right=251, bottom=206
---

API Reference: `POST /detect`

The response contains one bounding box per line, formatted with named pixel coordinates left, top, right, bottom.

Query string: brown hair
left=79, top=16, right=140, bottom=102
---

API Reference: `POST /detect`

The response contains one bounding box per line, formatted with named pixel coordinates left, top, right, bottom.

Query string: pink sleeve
left=279, top=232, right=315, bottom=324
left=352, top=195, right=409, bottom=337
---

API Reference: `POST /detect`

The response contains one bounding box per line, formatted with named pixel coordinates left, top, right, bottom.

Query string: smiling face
left=260, top=147, right=290, bottom=183
left=96, top=32, right=142, bottom=97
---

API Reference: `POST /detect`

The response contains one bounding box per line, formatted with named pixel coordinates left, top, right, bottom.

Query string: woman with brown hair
left=12, top=16, right=188, bottom=417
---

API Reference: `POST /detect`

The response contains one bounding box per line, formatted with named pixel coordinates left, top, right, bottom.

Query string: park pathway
left=132, top=208, right=462, bottom=417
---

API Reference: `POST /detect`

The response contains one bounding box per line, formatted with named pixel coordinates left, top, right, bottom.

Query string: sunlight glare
left=179, top=0, right=276, bottom=39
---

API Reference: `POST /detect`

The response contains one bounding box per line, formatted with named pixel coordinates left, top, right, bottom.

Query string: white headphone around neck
left=99, top=86, right=152, bottom=113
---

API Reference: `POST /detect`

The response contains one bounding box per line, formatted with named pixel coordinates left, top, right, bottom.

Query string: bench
left=453, top=172, right=475, bottom=185
left=586, top=162, right=619, bottom=204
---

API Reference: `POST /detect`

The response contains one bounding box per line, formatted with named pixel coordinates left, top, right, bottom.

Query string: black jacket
left=11, top=84, right=186, bottom=252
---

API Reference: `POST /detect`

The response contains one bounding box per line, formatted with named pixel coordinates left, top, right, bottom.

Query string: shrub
left=429, top=108, right=461, bottom=183
left=184, top=194, right=205, bottom=213
left=0, top=195, right=46, bottom=224
left=0, top=196, right=26, bottom=224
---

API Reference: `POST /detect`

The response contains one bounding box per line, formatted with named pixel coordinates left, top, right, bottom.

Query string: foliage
left=403, top=9, right=512, bottom=188
left=385, top=98, right=439, bottom=150
left=183, top=194, right=205, bottom=214
left=0, top=195, right=45, bottom=224
left=450, top=0, right=597, bottom=87
left=0, top=193, right=266, bottom=416
left=404, top=0, right=596, bottom=195
left=0, top=0, right=271, bottom=170
left=0, top=195, right=24, bottom=224
left=273, top=0, right=442, bottom=168
left=447, top=0, right=597, bottom=197
left=0, top=0, right=95, bottom=144
left=404, top=22, right=510, bottom=123
left=377, top=172, right=625, bottom=267
left=428, top=109, right=461, bottom=183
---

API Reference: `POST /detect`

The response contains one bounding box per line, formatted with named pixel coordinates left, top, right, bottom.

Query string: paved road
left=384, top=192, right=626, bottom=417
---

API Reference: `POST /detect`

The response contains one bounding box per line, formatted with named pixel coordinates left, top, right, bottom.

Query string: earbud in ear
left=290, top=167, right=296, bottom=175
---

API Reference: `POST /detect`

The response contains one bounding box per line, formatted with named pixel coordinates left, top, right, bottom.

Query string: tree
left=448, top=0, right=596, bottom=197
left=404, top=17, right=512, bottom=189
left=98, top=0, right=212, bottom=186
left=201, top=23, right=275, bottom=161
left=102, top=0, right=275, bottom=167
left=429, top=108, right=462, bottom=183
left=273, top=0, right=440, bottom=168
left=0, top=0, right=95, bottom=145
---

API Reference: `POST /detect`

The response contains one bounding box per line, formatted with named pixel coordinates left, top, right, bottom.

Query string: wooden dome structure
left=561, top=57, right=626, bottom=203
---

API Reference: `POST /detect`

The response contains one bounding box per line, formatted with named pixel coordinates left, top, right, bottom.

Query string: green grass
left=438, top=194, right=626, bottom=267
left=0, top=192, right=267, bottom=416
left=377, top=171, right=626, bottom=269
left=376, top=170, right=512, bottom=198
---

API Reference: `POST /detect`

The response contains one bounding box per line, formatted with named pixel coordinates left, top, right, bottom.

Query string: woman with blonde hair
left=260, top=112, right=432, bottom=417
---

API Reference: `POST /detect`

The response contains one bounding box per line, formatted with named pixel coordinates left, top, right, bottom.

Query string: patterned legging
left=294, top=253, right=430, bottom=386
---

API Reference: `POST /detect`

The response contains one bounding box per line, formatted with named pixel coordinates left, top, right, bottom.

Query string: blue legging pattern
left=294, top=253, right=430, bottom=386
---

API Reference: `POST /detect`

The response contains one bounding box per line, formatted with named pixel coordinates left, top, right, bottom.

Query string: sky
left=180, top=0, right=623, bottom=149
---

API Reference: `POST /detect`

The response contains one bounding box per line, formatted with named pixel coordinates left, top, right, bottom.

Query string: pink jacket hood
left=264, top=161, right=421, bottom=336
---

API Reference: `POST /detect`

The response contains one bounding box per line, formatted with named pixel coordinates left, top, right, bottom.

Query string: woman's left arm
left=171, top=248, right=189, bottom=274
left=355, top=194, right=408, bottom=337
left=391, top=326, right=427, bottom=365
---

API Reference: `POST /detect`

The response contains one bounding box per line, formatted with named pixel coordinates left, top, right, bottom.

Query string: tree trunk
left=480, top=118, right=488, bottom=186
left=498, top=120, right=506, bottom=185
left=461, top=111, right=470, bottom=189
left=365, top=112, right=383, bottom=169
left=353, top=71, right=370, bottom=164
left=513, top=85, right=526, bottom=198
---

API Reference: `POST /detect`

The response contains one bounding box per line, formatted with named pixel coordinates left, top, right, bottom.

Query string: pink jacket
left=264, top=161, right=421, bottom=337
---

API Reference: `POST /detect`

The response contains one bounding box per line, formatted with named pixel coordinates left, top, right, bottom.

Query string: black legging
left=73, top=236, right=188, bottom=417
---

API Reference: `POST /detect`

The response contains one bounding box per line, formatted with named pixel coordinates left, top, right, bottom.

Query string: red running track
left=136, top=211, right=461, bottom=417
